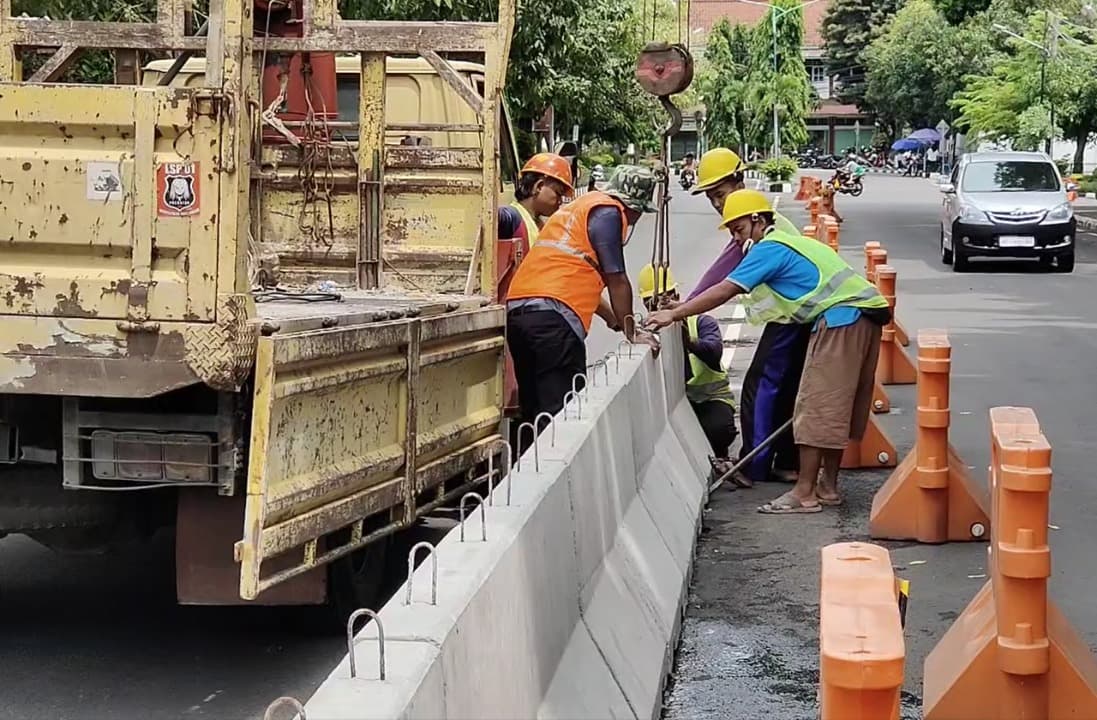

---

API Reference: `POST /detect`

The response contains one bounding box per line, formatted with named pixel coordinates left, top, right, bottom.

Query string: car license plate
left=999, top=235, right=1035, bottom=248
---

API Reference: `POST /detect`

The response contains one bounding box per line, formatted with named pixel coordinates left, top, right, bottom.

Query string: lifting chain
left=634, top=43, right=694, bottom=309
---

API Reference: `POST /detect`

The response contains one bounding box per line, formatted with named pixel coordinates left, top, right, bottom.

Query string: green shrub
left=1078, top=178, right=1097, bottom=196
left=760, top=157, right=798, bottom=183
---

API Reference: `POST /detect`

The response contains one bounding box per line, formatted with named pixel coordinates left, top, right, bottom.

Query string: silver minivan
left=939, top=151, right=1075, bottom=272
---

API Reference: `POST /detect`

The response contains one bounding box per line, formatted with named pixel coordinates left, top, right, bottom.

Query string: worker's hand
left=657, top=296, right=680, bottom=311
left=644, top=309, right=677, bottom=331
left=634, top=329, right=661, bottom=358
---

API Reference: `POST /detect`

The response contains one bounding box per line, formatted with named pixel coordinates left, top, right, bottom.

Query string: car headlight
left=1041, top=202, right=1073, bottom=223
left=958, top=204, right=991, bottom=225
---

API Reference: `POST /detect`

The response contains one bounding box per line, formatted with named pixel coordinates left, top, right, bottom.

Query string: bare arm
left=595, top=294, right=620, bottom=330
left=603, top=273, right=638, bottom=339
left=669, top=280, right=742, bottom=322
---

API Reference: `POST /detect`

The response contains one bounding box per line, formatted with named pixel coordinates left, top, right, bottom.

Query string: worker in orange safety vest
left=506, top=165, right=661, bottom=434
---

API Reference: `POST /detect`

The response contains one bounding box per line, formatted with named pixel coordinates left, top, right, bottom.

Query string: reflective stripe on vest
left=685, top=315, right=735, bottom=407
left=739, top=229, right=888, bottom=326
left=510, top=201, right=541, bottom=245
left=506, top=192, right=627, bottom=331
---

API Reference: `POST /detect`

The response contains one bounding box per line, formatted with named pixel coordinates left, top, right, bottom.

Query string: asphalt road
left=663, top=172, right=1097, bottom=718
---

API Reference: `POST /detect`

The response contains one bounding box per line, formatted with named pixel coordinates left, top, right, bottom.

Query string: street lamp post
left=738, top=0, right=821, bottom=158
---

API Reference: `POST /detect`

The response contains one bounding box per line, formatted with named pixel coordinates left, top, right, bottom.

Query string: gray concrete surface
left=662, top=172, right=1097, bottom=718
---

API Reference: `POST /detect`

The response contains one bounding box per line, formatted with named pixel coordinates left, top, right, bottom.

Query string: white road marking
left=719, top=303, right=748, bottom=369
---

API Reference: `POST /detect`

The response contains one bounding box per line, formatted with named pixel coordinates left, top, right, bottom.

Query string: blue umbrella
left=891, top=138, right=924, bottom=152
left=908, top=127, right=942, bottom=143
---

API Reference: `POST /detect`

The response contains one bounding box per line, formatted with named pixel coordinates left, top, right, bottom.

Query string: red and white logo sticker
left=157, top=161, right=200, bottom=218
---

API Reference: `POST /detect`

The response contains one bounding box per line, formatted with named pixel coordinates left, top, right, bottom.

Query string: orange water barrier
left=870, top=330, right=990, bottom=543
left=923, top=407, right=1097, bottom=719
left=820, top=542, right=905, bottom=720
left=875, top=265, right=916, bottom=386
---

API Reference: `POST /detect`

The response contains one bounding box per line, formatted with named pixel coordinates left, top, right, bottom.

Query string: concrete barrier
left=303, top=328, right=711, bottom=719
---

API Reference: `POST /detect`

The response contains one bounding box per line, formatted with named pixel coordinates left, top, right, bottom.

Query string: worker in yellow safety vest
left=645, top=189, right=891, bottom=516
left=685, top=148, right=810, bottom=491
left=638, top=263, right=739, bottom=476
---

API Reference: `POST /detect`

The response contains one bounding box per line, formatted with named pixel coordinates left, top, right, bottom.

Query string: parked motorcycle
left=679, top=167, right=696, bottom=190
left=796, top=149, right=819, bottom=168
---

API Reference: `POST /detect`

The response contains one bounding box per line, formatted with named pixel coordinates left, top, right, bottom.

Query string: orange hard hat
left=520, top=152, right=574, bottom=191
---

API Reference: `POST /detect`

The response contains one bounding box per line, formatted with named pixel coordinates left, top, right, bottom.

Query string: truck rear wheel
left=324, top=534, right=393, bottom=630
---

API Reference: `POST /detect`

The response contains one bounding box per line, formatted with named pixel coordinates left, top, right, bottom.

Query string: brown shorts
left=793, top=315, right=882, bottom=450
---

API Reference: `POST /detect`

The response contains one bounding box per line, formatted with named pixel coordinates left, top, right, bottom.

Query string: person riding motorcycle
left=680, top=153, right=697, bottom=189
left=833, top=156, right=866, bottom=190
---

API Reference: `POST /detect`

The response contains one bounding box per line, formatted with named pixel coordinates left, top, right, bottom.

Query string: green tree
left=952, top=9, right=1097, bottom=170
left=822, top=0, right=902, bottom=107
left=699, top=19, right=755, bottom=151
left=748, top=0, right=813, bottom=152
left=863, top=0, right=992, bottom=136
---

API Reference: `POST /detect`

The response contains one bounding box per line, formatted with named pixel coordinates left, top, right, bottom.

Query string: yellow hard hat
left=637, top=263, right=678, bottom=299
left=719, top=189, right=774, bottom=228
left=691, top=148, right=746, bottom=195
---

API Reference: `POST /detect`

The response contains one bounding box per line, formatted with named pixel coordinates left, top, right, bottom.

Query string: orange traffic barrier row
left=862, top=242, right=908, bottom=347
left=842, top=264, right=908, bottom=468
left=820, top=542, right=905, bottom=720
left=864, top=241, right=881, bottom=278
left=869, top=329, right=990, bottom=543
left=875, top=265, right=916, bottom=386
left=803, top=216, right=841, bottom=253
left=809, top=196, right=820, bottom=225
left=796, top=175, right=821, bottom=201
left=923, top=407, right=1097, bottom=719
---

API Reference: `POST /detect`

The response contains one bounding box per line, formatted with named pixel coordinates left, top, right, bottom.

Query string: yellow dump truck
left=0, top=0, right=516, bottom=614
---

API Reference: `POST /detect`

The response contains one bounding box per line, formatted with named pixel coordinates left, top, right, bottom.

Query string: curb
left=1076, top=214, right=1097, bottom=231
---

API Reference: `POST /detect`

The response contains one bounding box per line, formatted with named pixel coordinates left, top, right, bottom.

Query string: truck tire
left=323, top=534, right=393, bottom=632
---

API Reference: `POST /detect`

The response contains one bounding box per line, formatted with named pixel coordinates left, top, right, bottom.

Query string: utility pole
left=1048, top=13, right=1060, bottom=155
left=771, top=8, right=780, bottom=158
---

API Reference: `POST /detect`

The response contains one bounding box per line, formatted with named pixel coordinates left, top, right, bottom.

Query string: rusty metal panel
left=0, top=84, right=220, bottom=322
left=237, top=306, right=504, bottom=599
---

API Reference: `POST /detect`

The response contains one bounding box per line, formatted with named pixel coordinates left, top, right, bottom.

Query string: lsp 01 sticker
left=157, top=161, right=200, bottom=217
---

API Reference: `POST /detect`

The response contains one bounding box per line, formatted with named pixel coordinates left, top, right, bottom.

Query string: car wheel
left=1055, top=251, right=1075, bottom=273
left=940, top=227, right=953, bottom=265
left=951, top=247, right=969, bottom=272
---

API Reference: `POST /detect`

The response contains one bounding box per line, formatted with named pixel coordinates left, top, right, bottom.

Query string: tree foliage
left=952, top=8, right=1097, bottom=169
left=700, top=0, right=812, bottom=154
left=862, top=0, right=992, bottom=136
left=699, top=20, right=755, bottom=150
left=821, top=0, right=901, bottom=107
left=748, top=0, right=813, bottom=152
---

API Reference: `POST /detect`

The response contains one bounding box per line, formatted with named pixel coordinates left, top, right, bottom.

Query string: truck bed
left=251, top=289, right=490, bottom=335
